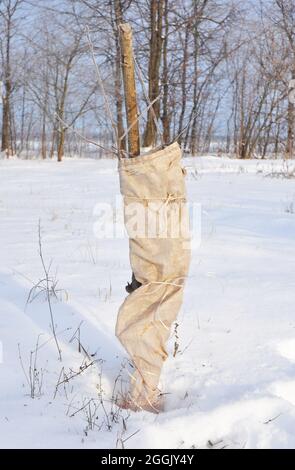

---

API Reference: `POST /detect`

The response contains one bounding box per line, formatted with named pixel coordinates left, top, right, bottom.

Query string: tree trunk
left=50, top=126, right=56, bottom=159
left=286, top=72, right=295, bottom=159
left=41, top=112, right=47, bottom=159
left=114, top=0, right=126, bottom=152
left=177, top=22, right=190, bottom=145
left=119, top=23, right=140, bottom=157
left=1, top=90, right=11, bottom=157
left=286, top=102, right=294, bottom=159
left=57, top=129, right=65, bottom=162
left=1, top=10, right=12, bottom=158
left=161, top=0, right=170, bottom=144
left=19, top=84, right=26, bottom=155
left=189, top=8, right=200, bottom=155
left=143, top=0, right=164, bottom=148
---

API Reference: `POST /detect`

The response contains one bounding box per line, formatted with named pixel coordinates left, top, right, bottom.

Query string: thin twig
left=263, top=413, right=283, bottom=424
left=119, top=95, right=161, bottom=142
left=172, top=108, right=200, bottom=146
left=18, top=343, right=30, bottom=389
left=122, top=428, right=140, bottom=444
left=55, top=113, right=117, bottom=157
left=38, top=220, right=62, bottom=361
left=55, top=360, right=95, bottom=389
left=86, top=26, right=120, bottom=156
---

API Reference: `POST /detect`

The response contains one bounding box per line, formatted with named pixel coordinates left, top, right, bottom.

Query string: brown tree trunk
left=56, top=79, right=68, bottom=162
left=19, top=84, right=26, bottom=155
left=189, top=5, right=200, bottom=155
left=286, top=72, right=295, bottom=159
left=119, top=23, right=140, bottom=157
left=50, top=126, right=56, bottom=159
left=161, top=0, right=170, bottom=144
left=10, top=102, right=16, bottom=155
left=57, top=129, right=65, bottom=162
left=114, top=0, right=126, bottom=152
left=1, top=89, right=11, bottom=157
left=143, top=0, right=164, bottom=148
left=41, top=113, right=47, bottom=159
left=1, top=8, right=12, bottom=158
left=286, top=102, right=294, bottom=159
left=178, top=22, right=190, bottom=145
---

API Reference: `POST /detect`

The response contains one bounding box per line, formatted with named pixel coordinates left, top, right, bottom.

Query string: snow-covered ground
left=1, top=155, right=295, bottom=449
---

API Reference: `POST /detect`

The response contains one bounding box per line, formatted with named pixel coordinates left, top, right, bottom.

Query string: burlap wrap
left=116, top=142, right=191, bottom=407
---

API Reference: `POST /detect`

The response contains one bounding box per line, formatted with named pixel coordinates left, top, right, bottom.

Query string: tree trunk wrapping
left=116, top=142, right=191, bottom=406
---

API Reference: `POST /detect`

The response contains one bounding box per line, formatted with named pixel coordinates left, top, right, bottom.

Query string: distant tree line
left=0, top=0, right=294, bottom=160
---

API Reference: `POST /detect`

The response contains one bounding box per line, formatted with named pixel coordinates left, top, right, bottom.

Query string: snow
left=1, top=155, right=295, bottom=449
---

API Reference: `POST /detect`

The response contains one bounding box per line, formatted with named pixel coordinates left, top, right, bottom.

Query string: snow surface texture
left=0, top=156, right=295, bottom=449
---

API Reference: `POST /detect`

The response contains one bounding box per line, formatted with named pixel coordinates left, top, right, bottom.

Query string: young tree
left=0, top=0, right=23, bottom=157
left=272, top=0, right=295, bottom=159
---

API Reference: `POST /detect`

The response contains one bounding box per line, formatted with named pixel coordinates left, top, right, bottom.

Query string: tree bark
left=161, top=0, right=170, bottom=144
left=1, top=89, right=11, bottom=157
left=41, top=108, right=47, bottom=159
left=1, top=36, right=12, bottom=157
left=286, top=71, right=295, bottom=159
left=114, top=0, right=126, bottom=152
left=177, top=22, right=190, bottom=145
left=143, top=0, right=164, bottom=148
left=119, top=23, right=140, bottom=157
left=57, top=128, right=65, bottom=162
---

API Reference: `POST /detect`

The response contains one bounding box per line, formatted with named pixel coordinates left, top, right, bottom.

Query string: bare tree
left=0, top=0, right=23, bottom=157
left=272, top=0, right=295, bottom=159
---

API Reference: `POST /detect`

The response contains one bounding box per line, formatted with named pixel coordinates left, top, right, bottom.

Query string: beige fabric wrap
left=116, top=142, right=191, bottom=405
